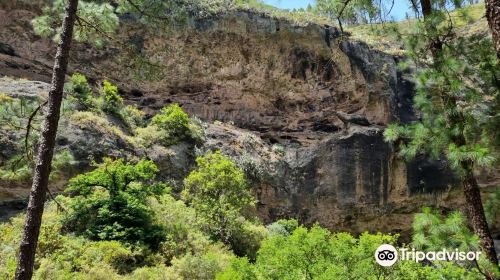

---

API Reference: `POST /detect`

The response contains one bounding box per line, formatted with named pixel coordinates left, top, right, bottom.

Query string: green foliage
left=315, top=0, right=379, bottom=25
left=0, top=149, right=76, bottom=183
left=0, top=154, right=32, bottom=182
left=119, top=105, right=146, bottom=130
left=266, top=219, right=299, bottom=236
left=183, top=151, right=255, bottom=243
left=229, top=221, right=267, bottom=261
left=117, top=0, right=232, bottom=28
left=412, top=207, right=499, bottom=278
left=65, top=73, right=95, bottom=110
left=134, top=124, right=166, bottom=147
left=253, top=226, right=396, bottom=279
left=216, top=257, right=256, bottom=280
left=169, top=245, right=233, bottom=280
left=150, top=193, right=213, bottom=263
left=412, top=207, right=479, bottom=252
left=0, top=94, right=42, bottom=136
left=218, top=224, right=485, bottom=280
left=136, top=103, right=200, bottom=147
left=62, top=158, right=166, bottom=249
left=383, top=4, right=499, bottom=175
left=99, top=80, right=123, bottom=114
left=151, top=103, right=189, bottom=138
left=1, top=198, right=491, bottom=279
left=32, top=0, right=119, bottom=45
left=69, top=111, right=130, bottom=141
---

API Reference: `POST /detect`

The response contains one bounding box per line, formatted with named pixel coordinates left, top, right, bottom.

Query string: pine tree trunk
left=15, top=0, right=79, bottom=279
left=461, top=160, right=499, bottom=265
left=485, top=0, right=500, bottom=59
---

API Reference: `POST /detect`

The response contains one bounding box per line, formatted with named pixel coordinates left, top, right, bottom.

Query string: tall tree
left=15, top=0, right=79, bottom=279
left=485, top=0, right=500, bottom=59
left=382, top=0, right=499, bottom=271
left=420, top=0, right=498, bottom=266
left=14, top=1, right=229, bottom=278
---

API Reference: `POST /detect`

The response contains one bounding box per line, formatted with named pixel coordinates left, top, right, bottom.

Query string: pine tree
left=382, top=0, right=499, bottom=270
left=15, top=1, right=79, bottom=279
left=15, top=1, right=230, bottom=278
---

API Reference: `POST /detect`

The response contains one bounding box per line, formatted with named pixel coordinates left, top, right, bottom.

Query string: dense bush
left=151, top=103, right=191, bottom=144
left=266, top=219, right=299, bottom=237
left=99, top=80, right=123, bottom=114
left=183, top=151, right=255, bottom=243
left=120, top=104, right=146, bottom=130
left=1, top=195, right=495, bottom=279
left=135, top=103, right=200, bottom=147
left=183, top=151, right=267, bottom=259
left=151, top=103, right=190, bottom=135
left=217, top=224, right=485, bottom=280
left=65, top=73, right=94, bottom=110
left=62, top=158, right=167, bottom=249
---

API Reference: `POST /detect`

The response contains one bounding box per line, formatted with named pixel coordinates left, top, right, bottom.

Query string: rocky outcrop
left=0, top=1, right=495, bottom=238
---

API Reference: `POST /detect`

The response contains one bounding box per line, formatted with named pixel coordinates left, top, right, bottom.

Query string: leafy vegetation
left=183, top=151, right=264, bottom=257
left=99, top=80, right=124, bottom=115
left=217, top=221, right=487, bottom=280
left=348, top=3, right=488, bottom=54
left=65, top=73, right=95, bottom=110
left=136, top=103, right=203, bottom=147
left=61, top=158, right=167, bottom=249
left=2, top=0, right=499, bottom=279
left=3, top=198, right=493, bottom=279
left=380, top=0, right=499, bottom=269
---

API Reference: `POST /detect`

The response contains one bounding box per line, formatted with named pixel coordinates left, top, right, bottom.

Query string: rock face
left=0, top=1, right=491, bottom=237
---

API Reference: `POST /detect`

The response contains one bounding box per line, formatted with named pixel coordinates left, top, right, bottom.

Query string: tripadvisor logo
left=375, top=244, right=398, bottom=267
left=374, top=244, right=482, bottom=267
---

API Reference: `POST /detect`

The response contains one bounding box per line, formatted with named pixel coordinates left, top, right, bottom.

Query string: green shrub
left=126, top=265, right=171, bottom=280
left=0, top=154, right=32, bottom=182
left=62, top=158, right=167, bottom=249
left=134, top=125, right=165, bottom=147
left=182, top=151, right=255, bottom=244
left=99, top=80, right=123, bottom=114
left=119, top=104, right=146, bottom=130
left=151, top=103, right=190, bottom=144
left=218, top=224, right=485, bottom=280
left=150, top=194, right=213, bottom=263
left=65, top=73, right=94, bottom=110
left=266, top=219, right=299, bottom=237
left=134, top=103, right=204, bottom=147
left=151, top=104, right=189, bottom=133
left=169, top=244, right=233, bottom=280
left=69, top=111, right=129, bottom=139
left=229, top=220, right=267, bottom=260
left=216, top=257, right=256, bottom=280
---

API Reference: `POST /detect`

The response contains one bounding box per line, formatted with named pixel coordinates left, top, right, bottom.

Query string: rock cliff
left=0, top=0, right=495, bottom=239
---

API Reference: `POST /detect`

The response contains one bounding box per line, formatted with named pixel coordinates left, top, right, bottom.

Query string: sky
left=262, top=0, right=414, bottom=21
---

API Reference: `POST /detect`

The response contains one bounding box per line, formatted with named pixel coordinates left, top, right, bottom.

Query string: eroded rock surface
left=0, top=1, right=495, bottom=238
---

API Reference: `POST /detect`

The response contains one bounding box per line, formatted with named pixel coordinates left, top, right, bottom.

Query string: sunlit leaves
left=182, top=151, right=255, bottom=243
